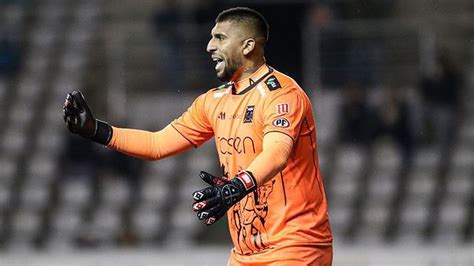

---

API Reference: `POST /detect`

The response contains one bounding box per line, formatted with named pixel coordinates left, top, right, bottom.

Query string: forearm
left=191, top=134, right=293, bottom=225
left=107, top=124, right=194, bottom=160
left=246, top=133, right=293, bottom=186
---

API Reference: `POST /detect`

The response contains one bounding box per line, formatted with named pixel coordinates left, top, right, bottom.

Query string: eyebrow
left=211, top=31, right=227, bottom=38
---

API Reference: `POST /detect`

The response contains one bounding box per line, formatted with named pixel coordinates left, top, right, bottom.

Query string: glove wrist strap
left=233, top=170, right=257, bottom=193
left=92, top=120, right=113, bottom=145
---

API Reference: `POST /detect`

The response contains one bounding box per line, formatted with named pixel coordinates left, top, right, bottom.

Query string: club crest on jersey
left=265, top=75, right=281, bottom=91
left=276, top=103, right=289, bottom=114
left=243, top=105, right=255, bottom=123
left=272, top=117, right=290, bottom=128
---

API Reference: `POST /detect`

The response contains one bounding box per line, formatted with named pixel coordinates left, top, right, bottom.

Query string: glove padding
left=63, top=90, right=112, bottom=145
left=192, top=170, right=257, bottom=225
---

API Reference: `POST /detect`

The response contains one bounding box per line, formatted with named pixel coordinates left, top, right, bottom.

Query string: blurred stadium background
left=0, top=0, right=473, bottom=265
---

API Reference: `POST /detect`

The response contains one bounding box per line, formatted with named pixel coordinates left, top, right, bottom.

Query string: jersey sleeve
left=246, top=131, right=294, bottom=186
left=108, top=125, right=194, bottom=161
left=262, top=87, right=307, bottom=141
left=171, top=93, right=214, bottom=147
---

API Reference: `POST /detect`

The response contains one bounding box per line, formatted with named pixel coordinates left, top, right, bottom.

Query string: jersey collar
left=232, top=64, right=273, bottom=95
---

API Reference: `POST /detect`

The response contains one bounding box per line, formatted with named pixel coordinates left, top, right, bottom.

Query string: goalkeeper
left=64, top=7, right=333, bottom=266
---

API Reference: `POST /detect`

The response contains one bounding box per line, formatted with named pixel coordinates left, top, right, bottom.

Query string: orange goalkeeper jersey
left=171, top=64, right=333, bottom=258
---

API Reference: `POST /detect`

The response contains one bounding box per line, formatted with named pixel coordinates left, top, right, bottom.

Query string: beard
left=218, top=56, right=242, bottom=82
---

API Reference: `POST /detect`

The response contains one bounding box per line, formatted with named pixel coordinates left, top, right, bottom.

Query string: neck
left=230, top=58, right=266, bottom=82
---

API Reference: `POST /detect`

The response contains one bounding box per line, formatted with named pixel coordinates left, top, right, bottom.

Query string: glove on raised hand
left=63, top=90, right=112, bottom=145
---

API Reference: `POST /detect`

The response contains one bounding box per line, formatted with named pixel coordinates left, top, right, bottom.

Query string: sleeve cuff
left=92, top=120, right=113, bottom=145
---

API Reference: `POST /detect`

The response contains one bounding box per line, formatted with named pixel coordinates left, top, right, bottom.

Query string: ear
left=242, top=38, right=256, bottom=56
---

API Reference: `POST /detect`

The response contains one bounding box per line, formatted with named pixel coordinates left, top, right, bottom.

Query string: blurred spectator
left=0, top=35, right=21, bottom=77
left=309, top=3, right=387, bottom=90
left=309, top=3, right=350, bottom=89
left=347, top=39, right=384, bottom=88
left=0, top=0, right=30, bottom=78
left=338, top=81, right=380, bottom=145
left=419, top=51, right=463, bottom=146
left=378, top=87, right=416, bottom=166
left=339, top=83, right=416, bottom=164
left=152, top=0, right=184, bottom=91
left=343, top=0, right=396, bottom=19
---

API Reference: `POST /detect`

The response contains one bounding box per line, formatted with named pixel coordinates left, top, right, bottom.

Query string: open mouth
left=212, top=56, right=224, bottom=71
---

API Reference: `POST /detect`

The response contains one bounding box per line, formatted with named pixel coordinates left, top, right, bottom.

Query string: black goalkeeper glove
left=63, top=90, right=112, bottom=145
left=192, top=170, right=257, bottom=225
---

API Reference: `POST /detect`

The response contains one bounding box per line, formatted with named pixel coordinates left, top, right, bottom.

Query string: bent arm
left=246, top=132, right=293, bottom=186
left=107, top=124, right=194, bottom=160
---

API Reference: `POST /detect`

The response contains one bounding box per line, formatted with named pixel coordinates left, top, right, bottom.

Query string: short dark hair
left=216, top=7, right=269, bottom=45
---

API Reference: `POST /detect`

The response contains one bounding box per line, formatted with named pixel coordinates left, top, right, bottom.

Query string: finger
left=64, top=93, right=75, bottom=108
left=197, top=202, right=222, bottom=221
left=199, top=171, right=218, bottom=185
left=64, top=105, right=80, bottom=131
left=64, top=95, right=75, bottom=109
left=192, top=186, right=217, bottom=202
left=197, top=210, right=208, bottom=220
left=63, top=106, right=79, bottom=121
left=192, top=196, right=220, bottom=212
left=63, top=103, right=79, bottom=114
left=70, top=90, right=89, bottom=113
left=64, top=94, right=80, bottom=112
left=199, top=171, right=227, bottom=186
left=193, top=201, right=207, bottom=212
left=205, top=208, right=227, bottom=225
left=66, top=116, right=75, bottom=132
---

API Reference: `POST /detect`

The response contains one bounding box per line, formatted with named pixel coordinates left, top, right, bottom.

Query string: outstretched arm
left=108, top=125, right=194, bottom=160
left=63, top=90, right=195, bottom=160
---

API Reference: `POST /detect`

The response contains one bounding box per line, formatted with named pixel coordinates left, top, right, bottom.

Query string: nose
left=207, top=38, right=216, bottom=53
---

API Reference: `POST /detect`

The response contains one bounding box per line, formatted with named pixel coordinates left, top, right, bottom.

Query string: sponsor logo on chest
left=216, top=105, right=255, bottom=124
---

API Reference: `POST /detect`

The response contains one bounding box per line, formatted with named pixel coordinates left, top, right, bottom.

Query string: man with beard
left=63, top=7, right=333, bottom=265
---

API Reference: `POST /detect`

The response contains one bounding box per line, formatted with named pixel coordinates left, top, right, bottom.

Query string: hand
left=63, top=90, right=112, bottom=145
left=63, top=90, right=96, bottom=138
left=192, top=170, right=257, bottom=225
